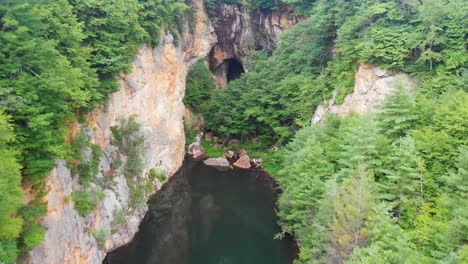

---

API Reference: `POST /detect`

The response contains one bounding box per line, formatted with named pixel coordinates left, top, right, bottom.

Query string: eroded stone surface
left=24, top=0, right=216, bottom=263
left=312, top=64, right=415, bottom=123
left=208, top=3, right=300, bottom=86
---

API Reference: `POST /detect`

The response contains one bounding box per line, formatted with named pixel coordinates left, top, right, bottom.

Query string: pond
left=103, top=158, right=297, bottom=264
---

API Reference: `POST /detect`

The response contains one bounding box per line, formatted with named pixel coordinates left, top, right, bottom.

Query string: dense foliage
left=0, top=111, right=23, bottom=263
left=277, top=88, right=467, bottom=263
left=184, top=61, right=216, bottom=113
left=0, top=0, right=466, bottom=262
left=0, top=0, right=191, bottom=261
left=191, top=0, right=468, bottom=263
left=201, top=0, right=467, bottom=146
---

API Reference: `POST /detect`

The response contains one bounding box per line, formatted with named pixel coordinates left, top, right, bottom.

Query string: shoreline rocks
left=233, top=154, right=251, bottom=169
left=188, top=142, right=208, bottom=160
left=203, top=157, right=231, bottom=170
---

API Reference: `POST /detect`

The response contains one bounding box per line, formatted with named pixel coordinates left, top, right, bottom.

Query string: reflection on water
left=103, top=158, right=297, bottom=264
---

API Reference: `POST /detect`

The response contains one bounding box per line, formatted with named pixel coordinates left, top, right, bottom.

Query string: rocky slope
left=23, top=0, right=216, bottom=263
left=312, top=63, right=415, bottom=123
left=207, top=3, right=300, bottom=86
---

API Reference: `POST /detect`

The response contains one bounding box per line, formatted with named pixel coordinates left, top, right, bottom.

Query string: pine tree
left=347, top=203, right=421, bottom=264
left=381, top=136, right=424, bottom=225
left=330, top=164, right=375, bottom=262
left=336, top=116, right=380, bottom=180
left=378, top=86, right=417, bottom=140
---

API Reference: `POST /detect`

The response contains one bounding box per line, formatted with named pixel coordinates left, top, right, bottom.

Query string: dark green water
left=103, top=158, right=297, bottom=264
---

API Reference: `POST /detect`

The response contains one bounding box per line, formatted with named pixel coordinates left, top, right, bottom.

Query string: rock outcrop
left=207, top=3, right=300, bottom=86
left=24, top=0, right=216, bottom=263
left=312, top=64, right=415, bottom=123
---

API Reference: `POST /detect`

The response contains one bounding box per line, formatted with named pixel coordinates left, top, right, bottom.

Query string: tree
left=335, top=116, right=380, bottom=180
left=0, top=111, right=23, bottom=263
left=277, top=126, right=333, bottom=230
left=381, top=136, right=424, bottom=226
left=330, top=164, right=375, bottom=262
left=378, top=86, right=417, bottom=140
left=184, top=61, right=216, bottom=113
left=347, top=203, right=421, bottom=264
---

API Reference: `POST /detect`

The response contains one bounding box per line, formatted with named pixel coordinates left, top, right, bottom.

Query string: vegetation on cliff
left=184, top=0, right=467, bottom=263
left=0, top=0, right=466, bottom=262
left=277, top=90, right=467, bottom=263
left=200, top=0, right=466, bottom=146
left=0, top=0, right=192, bottom=261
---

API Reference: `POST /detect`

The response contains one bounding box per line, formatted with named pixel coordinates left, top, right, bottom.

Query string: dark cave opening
left=226, top=59, right=245, bottom=82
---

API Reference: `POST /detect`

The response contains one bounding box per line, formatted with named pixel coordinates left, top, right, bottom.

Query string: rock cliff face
left=23, top=0, right=216, bottom=263
left=207, top=3, right=300, bottom=86
left=312, top=64, right=415, bottom=123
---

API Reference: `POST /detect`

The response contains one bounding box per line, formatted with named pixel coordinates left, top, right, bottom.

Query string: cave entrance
left=226, top=59, right=245, bottom=82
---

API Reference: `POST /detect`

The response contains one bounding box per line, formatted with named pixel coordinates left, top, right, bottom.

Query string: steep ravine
left=23, top=1, right=299, bottom=263
left=22, top=1, right=415, bottom=263
left=23, top=0, right=215, bottom=263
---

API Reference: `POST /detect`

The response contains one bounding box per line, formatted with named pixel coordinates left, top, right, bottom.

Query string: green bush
left=72, top=190, right=103, bottom=216
left=148, top=169, right=167, bottom=182
left=111, top=118, right=145, bottom=179
left=19, top=223, right=45, bottom=252
left=68, top=130, right=103, bottom=186
left=112, top=208, right=128, bottom=227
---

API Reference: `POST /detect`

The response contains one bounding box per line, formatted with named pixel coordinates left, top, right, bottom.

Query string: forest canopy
left=0, top=0, right=466, bottom=263
left=185, top=0, right=467, bottom=263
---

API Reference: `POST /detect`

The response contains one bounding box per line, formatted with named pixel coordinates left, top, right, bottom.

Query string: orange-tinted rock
left=233, top=155, right=251, bottom=169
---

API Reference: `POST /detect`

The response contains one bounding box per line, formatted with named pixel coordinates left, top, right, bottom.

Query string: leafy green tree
left=184, top=61, right=216, bottom=113
left=277, top=126, right=333, bottom=233
left=0, top=111, right=23, bottom=263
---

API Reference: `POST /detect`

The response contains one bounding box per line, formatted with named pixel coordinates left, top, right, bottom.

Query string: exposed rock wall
left=312, top=64, right=415, bottom=123
left=23, top=0, right=216, bottom=263
left=207, top=3, right=300, bottom=86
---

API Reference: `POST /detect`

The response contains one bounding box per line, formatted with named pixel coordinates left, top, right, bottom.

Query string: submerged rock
left=203, top=157, right=230, bottom=170
left=233, top=155, right=251, bottom=169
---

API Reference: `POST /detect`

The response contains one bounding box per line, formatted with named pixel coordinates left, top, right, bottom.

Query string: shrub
left=72, top=190, right=103, bottom=216
left=184, top=61, right=216, bottom=113
left=148, top=169, right=167, bottom=182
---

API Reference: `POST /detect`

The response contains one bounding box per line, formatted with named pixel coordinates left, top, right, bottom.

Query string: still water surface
left=104, top=158, right=296, bottom=264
